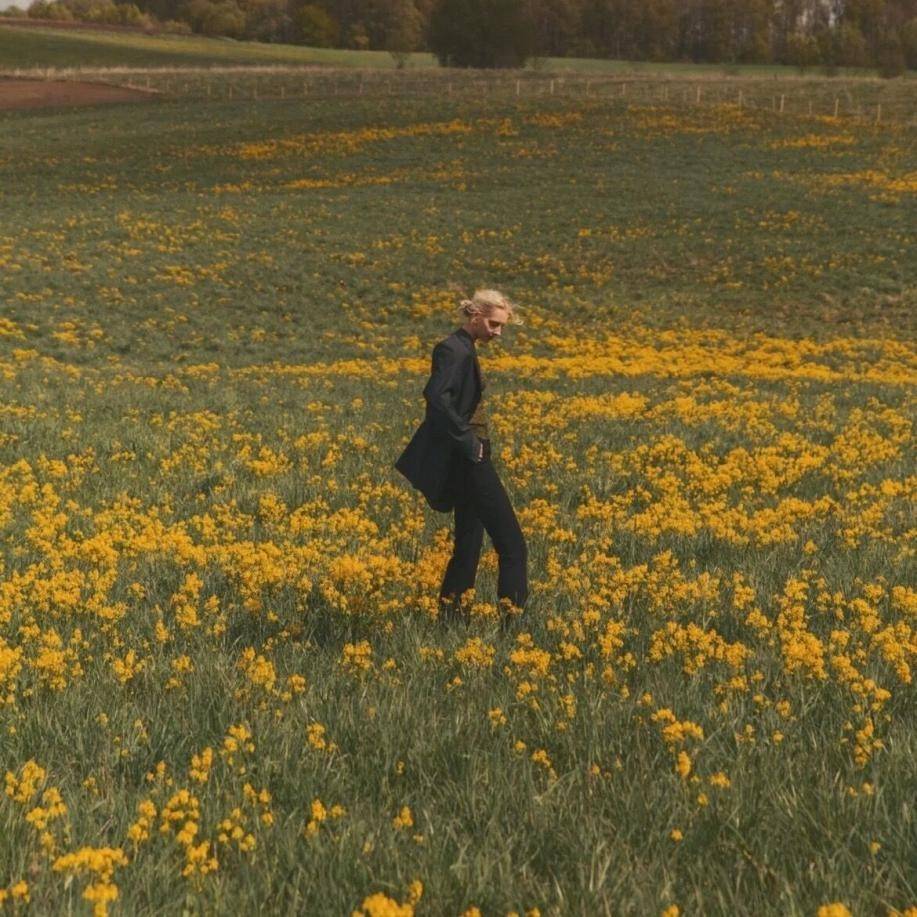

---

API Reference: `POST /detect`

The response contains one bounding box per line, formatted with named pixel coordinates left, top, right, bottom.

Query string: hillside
left=0, top=20, right=887, bottom=76
left=0, top=21, right=425, bottom=68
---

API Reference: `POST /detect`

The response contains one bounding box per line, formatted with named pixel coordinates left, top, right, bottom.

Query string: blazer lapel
left=454, top=328, right=482, bottom=394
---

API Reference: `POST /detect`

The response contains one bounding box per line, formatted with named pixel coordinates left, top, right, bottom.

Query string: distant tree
left=634, top=0, right=677, bottom=61
left=696, top=0, right=732, bottom=62
left=900, top=16, right=917, bottom=68
left=295, top=1, right=338, bottom=44
left=118, top=3, right=156, bottom=27
left=347, top=19, right=370, bottom=47
left=28, top=0, right=74, bottom=19
left=577, top=0, right=617, bottom=59
left=385, top=0, right=423, bottom=66
left=773, top=0, right=804, bottom=62
left=876, top=31, right=906, bottom=75
left=786, top=30, right=820, bottom=70
left=91, top=0, right=145, bottom=24
left=23, top=0, right=914, bottom=69
left=528, top=0, right=581, bottom=58
left=206, top=0, right=245, bottom=34
left=2, top=5, right=28, bottom=16
left=841, top=0, right=886, bottom=61
left=834, top=21, right=870, bottom=66
left=182, top=0, right=246, bottom=36
left=246, top=0, right=293, bottom=41
left=736, top=3, right=771, bottom=64
left=135, top=0, right=184, bottom=26
left=428, top=0, right=535, bottom=67
left=734, top=0, right=771, bottom=64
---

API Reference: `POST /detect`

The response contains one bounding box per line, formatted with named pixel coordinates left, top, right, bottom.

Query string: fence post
left=737, top=89, right=742, bottom=107
left=516, top=79, right=520, bottom=97
left=549, top=79, right=554, bottom=95
left=808, top=99, right=812, bottom=116
left=695, top=86, right=701, bottom=104
left=875, top=104, right=881, bottom=124
left=834, top=97, right=839, bottom=117
left=779, top=94, right=785, bottom=114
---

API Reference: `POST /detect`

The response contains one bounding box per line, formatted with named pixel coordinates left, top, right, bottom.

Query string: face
left=475, top=307, right=509, bottom=344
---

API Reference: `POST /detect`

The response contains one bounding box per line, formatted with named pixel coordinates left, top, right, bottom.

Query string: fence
left=4, top=65, right=916, bottom=125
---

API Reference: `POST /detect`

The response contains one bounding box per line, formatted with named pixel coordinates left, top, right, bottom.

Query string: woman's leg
left=466, top=441, right=528, bottom=611
left=438, top=460, right=485, bottom=614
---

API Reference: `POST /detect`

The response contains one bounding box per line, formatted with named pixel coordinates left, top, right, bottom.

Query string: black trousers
left=438, top=439, right=528, bottom=613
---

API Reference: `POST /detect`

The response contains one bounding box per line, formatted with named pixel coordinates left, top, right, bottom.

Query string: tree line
left=8, top=0, right=917, bottom=73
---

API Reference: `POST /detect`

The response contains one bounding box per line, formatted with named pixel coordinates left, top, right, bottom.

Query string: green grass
left=0, top=85, right=915, bottom=915
left=1, top=92, right=914, bottom=353
left=0, top=23, right=428, bottom=69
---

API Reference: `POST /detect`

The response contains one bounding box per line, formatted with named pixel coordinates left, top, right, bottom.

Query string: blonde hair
left=457, top=289, right=523, bottom=325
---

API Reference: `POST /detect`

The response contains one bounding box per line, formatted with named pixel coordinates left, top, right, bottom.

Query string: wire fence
left=4, top=65, right=916, bottom=125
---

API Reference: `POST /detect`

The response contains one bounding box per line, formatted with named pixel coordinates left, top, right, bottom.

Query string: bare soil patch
left=0, top=76, right=155, bottom=110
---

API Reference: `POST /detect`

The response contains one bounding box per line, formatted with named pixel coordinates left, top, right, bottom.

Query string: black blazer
left=394, top=327, right=483, bottom=513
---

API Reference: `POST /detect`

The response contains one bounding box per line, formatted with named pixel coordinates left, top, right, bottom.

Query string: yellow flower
left=675, top=752, right=692, bottom=779
left=392, top=805, right=414, bottom=830
left=816, top=905, right=852, bottom=917
left=454, top=637, right=496, bottom=668
left=489, top=707, right=508, bottom=727
left=353, top=892, right=413, bottom=917
left=53, top=847, right=128, bottom=917
left=189, top=747, right=213, bottom=784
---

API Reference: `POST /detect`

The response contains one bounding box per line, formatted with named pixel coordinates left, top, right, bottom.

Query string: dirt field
left=0, top=77, right=154, bottom=110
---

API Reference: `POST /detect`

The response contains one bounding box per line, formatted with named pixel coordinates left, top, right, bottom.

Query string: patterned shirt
left=469, top=367, right=488, bottom=440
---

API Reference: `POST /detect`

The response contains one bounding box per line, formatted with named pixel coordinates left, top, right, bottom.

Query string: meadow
left=0, top=73, right=915, bottom=916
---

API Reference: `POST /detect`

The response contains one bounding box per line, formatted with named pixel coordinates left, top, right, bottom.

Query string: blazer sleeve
left=422, top=342, right=480, bottom=461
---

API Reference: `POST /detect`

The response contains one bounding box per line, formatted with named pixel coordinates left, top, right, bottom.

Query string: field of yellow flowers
left=0, top=87, right=915, bottom=915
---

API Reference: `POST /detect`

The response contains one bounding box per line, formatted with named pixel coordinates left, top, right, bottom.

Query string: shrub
left=294, top=3, right=338, bottom=47
left=428, top=0, right=535, bottom=68
left=902, top=17, right=917, bottom=70
left=876, top=34, right=906, bottom=78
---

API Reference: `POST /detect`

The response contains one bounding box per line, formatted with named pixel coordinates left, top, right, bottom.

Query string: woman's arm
left=422, top=342, right=481, bottom=462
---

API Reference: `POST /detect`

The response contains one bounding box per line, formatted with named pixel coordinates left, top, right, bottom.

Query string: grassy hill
left=0, top=20, right=890, bottom=75
left=0, top=22, right=422, bottom=69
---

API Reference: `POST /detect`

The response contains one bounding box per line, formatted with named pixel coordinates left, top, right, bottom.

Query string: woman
left=395, top=290, right=528, bottom=620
